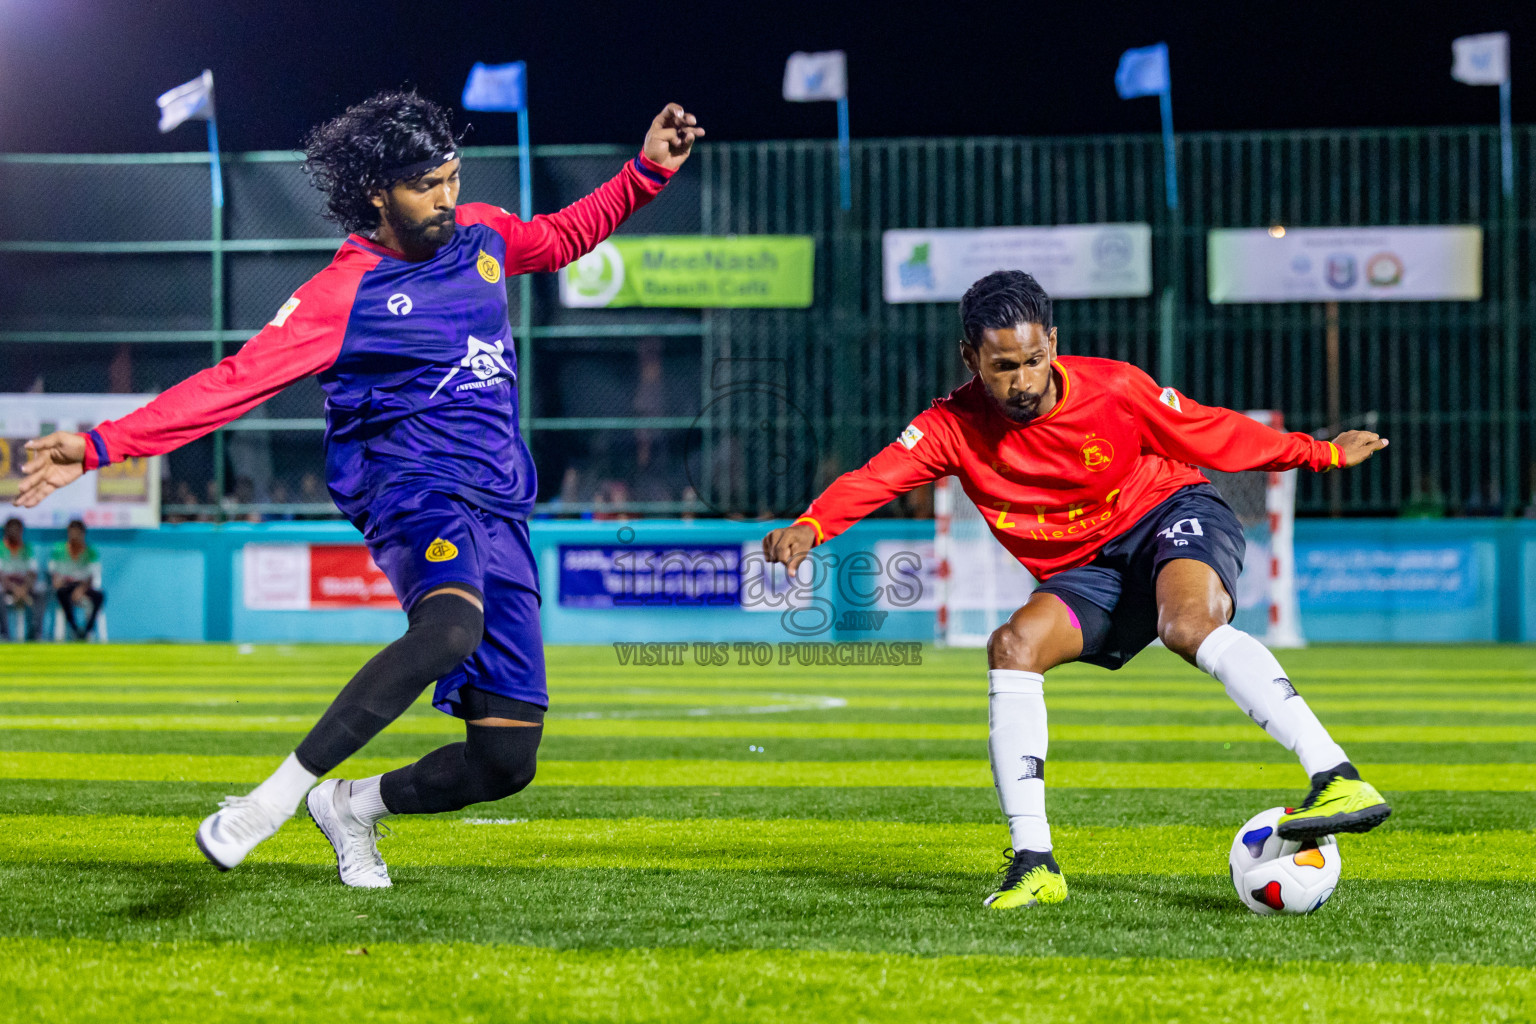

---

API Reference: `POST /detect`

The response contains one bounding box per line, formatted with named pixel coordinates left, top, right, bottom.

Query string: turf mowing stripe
left=0, top=714, right=1528, bottom=745
left=17, top=674, right=1536, bottom=696
left=3, top=690, right=1530, bottom=714
left=5, top=939, right=1531, bottom=1023
left=0, top=813, right=1529, bottom=881
left=1, top=751, right=1527, bottom=790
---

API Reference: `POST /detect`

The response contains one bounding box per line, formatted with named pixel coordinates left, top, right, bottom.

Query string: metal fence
left=1, top=126, right=1531, bottom=519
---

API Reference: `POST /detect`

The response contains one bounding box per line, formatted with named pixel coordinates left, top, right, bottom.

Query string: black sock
left=380, top=722, right=542, bottom=815
left=293, top=592, right=483, bottom=776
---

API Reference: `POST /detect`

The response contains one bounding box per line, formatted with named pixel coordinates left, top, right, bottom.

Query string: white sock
left=348, top=775, right=390, bottom=827
left=988, top=669, right=1051, bottom=852
left=247, top=752, right=318, bottom=817
left=1196, top=624, right=1348, bottom=776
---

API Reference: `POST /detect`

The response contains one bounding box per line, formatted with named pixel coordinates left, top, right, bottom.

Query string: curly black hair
left=959, top=270, right=1054, bottom=348
left=301, top=89, right=464, bottom=234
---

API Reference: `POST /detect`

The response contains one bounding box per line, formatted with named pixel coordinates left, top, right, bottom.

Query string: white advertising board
left=0, top=394, right=161, bottom=528
left=1207, top=226, right=1482, bottom=303
left=883, top=224, right=1153, bottom=303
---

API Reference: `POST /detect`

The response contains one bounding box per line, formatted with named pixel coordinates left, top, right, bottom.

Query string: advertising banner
left=560, top=236, right=815, bottom=308
left=0, top=394, right=161, bottom=528
left=242, top=543, right=400, bottom=610
left=882, top=224, right=1153, bottom=303
left=1294, top=543, right=1478, bottom=610
left=1207, top=227, right=1483, bottom=303
left=558, top=544, right=743, bottom=607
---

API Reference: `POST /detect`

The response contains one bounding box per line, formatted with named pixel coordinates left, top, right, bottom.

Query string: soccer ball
left=1228, top=806, right=1341, bottom=915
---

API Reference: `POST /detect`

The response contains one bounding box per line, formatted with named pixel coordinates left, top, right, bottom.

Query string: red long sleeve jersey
left=794, top=356, right=1341, bottom=580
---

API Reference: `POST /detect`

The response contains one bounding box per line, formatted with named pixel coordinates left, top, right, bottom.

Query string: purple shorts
left=366, top=491, right=547, bottom=715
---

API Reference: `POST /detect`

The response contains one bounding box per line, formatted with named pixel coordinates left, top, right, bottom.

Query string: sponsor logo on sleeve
left=425, top=538, right=459, bottom=563
left=477, top=250, right=502, bottom=283
left=897, top=423, right=925, bottom=450
left=268, top=296, right=300, bottom=327
left=1158, top=386, right=1182, bottom=412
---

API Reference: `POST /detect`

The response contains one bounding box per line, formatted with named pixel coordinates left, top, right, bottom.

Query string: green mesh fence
left=0, top=128, right=1531, bottom=519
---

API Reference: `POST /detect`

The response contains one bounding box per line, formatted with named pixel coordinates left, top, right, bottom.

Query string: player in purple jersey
left=15, top=90, right=702, bottom=886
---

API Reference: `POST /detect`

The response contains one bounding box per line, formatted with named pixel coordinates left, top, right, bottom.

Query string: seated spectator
left=1, top=517, right=43, bottom=641
left=50, top=519, right=105, bottom=641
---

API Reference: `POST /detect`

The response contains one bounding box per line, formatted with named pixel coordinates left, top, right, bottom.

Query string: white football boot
left=195, top=795, right=291, bottom=870
left=307, top=778, right=393, bottom=888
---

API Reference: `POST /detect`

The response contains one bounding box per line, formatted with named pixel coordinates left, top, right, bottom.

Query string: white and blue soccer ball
left=1228, top=806, right=1341, bottom=915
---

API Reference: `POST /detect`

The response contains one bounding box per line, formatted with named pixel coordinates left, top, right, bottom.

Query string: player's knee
left=988, top=620, right=1049, bottom=673
left=466, top=725, right=540, bottom=801
left=407, top=594, right=484, bottom=674
left=1157, top=615, right=1220, bottom=661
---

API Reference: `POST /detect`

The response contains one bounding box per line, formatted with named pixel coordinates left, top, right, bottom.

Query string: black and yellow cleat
left=1278, top=762, right=1392, bottom=841
left=983, top=848, right=1069, bottom=910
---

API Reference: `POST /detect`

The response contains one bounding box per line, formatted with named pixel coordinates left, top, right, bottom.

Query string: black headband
left=384, top=151, right=457, bottom=184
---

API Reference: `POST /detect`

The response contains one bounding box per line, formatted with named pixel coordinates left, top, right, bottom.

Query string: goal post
left=934, top=410, right=1305, bottom=649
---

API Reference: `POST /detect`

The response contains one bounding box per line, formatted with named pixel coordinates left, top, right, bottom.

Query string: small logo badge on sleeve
left=898, top=423, right=925, bottom=450
left=268, top=296, right=300, bottom=327
left=477, top=250, right=502, bottom=283
left=1158, top=387, right=1182, bottom=412
left=425, top=538, right=459, bottom=562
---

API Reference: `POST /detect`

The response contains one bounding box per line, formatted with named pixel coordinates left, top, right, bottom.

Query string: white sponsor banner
left=242, top=544, right=310, bottom=610
left=0, top=394, right=161, bottom=528
left=882, top=224, right=1152, bottom=303
left=1208, top=227, right=1483, bottom=303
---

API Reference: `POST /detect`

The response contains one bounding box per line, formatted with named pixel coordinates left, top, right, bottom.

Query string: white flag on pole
left=157, top=70, right=215, bottom=132
left=1451, top=32, right=1509, bottom=85
left=783, top=51, right=847, bottom=102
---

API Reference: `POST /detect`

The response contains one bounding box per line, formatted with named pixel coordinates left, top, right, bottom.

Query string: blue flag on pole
left=463, top=62, right=527, bottom=112
left=1115, top=43, right=1170, bottom=98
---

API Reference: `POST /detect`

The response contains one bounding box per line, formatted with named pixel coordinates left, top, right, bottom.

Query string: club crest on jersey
left=1079, top=435, right=1115, bottom=472
left=1158, top=387, right=1182, bottom=412
left=897, top=423, right=925, bottom=450
left=425, top=538, right=458, bottom=563
left=477, top=250, right=502, bottom=283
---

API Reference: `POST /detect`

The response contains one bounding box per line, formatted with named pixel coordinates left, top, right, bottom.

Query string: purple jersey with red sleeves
left=78, top=154, right=674, bottom=527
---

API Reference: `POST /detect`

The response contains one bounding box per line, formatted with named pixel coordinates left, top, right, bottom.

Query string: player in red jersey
left=762, top=270, right=1392, bottom=910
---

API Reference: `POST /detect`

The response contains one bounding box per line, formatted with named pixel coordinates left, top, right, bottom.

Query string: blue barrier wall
left=15, top=517, right=1536, bottom=644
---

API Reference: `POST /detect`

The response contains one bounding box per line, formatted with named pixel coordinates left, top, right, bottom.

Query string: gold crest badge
left=476, top=250, right=501, bottom=283
left=425, top=538, right=459, bottom=562
left=1079, top=435, right=1115, bottom=472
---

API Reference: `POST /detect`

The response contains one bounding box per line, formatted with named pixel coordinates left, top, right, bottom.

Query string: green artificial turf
left=1, top=642, right=1532, bottom=1022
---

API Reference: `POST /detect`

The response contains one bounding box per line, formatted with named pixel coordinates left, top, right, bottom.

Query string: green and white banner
left=1208, top=226, right=1483, bottom=303
left=882, top=224, right=1153, bottom=302
left=560, top=236, right=815, bottom=308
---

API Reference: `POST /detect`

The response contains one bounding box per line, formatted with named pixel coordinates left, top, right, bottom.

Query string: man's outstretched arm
left=763, top=411, right=954, bottom=573
left=468, top=104, right=704, bottom=274
left=13, top=262, right=365, bottom=509
left=1128, top=365, right=1388, bottom=474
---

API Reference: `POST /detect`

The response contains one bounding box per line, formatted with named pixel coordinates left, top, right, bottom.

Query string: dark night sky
left=0, top=0, right=1531, bottom=154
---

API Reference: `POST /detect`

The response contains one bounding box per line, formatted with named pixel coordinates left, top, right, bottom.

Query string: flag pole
left=1499, top=76, right=1512, bottom=198
left=836, top=94, right=851, bottom=211
left=516, top=105, right=532, bottom=221
left=1158, top=81, right=1177, bottom=211
left=1156, top=53, right=1179, bottom=388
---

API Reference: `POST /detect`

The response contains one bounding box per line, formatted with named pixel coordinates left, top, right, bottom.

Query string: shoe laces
left=343, top=817, right=392, bottom=872
left=996, top=848, right=1033, bottom=892
left=1293, top=773, right=1343, bottom=812
left=214, top=795, right=279, bottom=843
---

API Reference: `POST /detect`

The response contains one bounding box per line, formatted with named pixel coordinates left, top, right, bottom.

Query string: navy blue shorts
left=1034, top=483, right=1245, bottom=671
left=365, top=492, right=548, bottom=716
